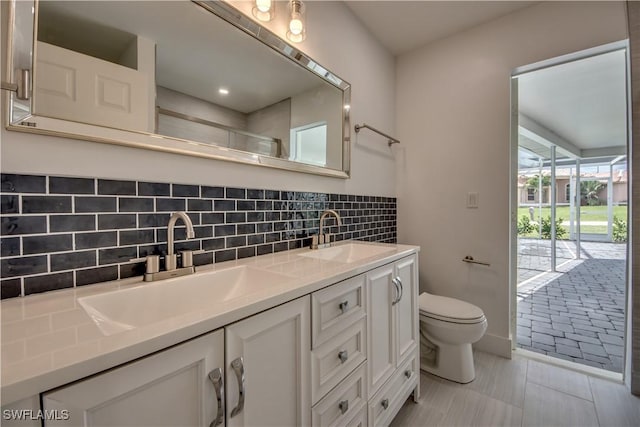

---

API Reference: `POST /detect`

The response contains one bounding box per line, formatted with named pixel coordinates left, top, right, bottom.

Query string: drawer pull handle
left=396, top=276, right=404, bottom=303
left=381, top=398, right=389, bottom=410
left=207, top=368, right=224, bottom=427
left=338, top=399, right=349, bottom=414
left=405, top=369, right=412, bottom=379
left=230, top=357, right=245, bottom=418
left=339, top=300, right=349, bottom=313
left=338, top=350, right=348, bottom=363
left=391, top=278, right=400, bottom=305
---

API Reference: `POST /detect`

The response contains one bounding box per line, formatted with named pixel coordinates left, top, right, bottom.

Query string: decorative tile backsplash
left=0, top=174, right=397, bottom=299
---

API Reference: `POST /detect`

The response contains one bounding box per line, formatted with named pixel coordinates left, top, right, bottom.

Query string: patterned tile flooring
left=516, top=239, right=627, bottom=372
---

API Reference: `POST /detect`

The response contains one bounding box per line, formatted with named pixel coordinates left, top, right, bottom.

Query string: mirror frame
left=4, top=0, right=351, bottom=178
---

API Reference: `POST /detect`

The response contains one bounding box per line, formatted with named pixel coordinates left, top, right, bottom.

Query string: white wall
left=396, top=1, right=628, bottom=356
left=290, top=83, right=344, bottom=169
left=1, top=0, right=396, bottom=197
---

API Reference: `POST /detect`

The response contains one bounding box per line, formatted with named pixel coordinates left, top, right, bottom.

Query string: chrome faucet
left=312, top=209, right=342, bottom=249
left=132, top=211, right=198, bottom=281
left=166, top=212, right=195, bottom=270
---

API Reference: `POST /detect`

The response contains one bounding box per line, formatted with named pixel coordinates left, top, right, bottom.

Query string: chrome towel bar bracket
left=462, top=256, right=490, bottom=267
left=354, top=123, right=400, bottom=146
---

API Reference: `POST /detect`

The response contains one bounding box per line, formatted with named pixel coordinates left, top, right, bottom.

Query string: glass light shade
left=252, top=0, right=274, bottom=22
left=286, top=0, right=306, bottom=42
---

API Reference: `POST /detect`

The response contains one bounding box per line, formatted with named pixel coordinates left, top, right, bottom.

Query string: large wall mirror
left=5, top=0, right=351, bottom=178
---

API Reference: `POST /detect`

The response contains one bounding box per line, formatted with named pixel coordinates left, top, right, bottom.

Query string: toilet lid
left=419, top=292, right=485, bottom=322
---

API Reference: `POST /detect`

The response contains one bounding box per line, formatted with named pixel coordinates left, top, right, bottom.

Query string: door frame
left=509, top=40, right=631, bottom=378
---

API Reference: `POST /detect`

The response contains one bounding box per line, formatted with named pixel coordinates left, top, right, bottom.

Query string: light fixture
left=252, top=0, right=275, bottom=22
left=286, top=0, right=306, bottom=43
left=218, top=88, right=229, bottom=95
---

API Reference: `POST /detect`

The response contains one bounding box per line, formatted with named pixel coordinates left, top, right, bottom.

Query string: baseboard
left=473, top=333, right=512, bottom=358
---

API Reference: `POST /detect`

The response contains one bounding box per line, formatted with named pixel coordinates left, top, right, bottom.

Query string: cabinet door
left=395, top=255, right=419, bottom=363
left=42, top=330, right=224, bottom=427
left=225, top=296, right=311, bottom=427
left=366, top=264, right=396, bottom=395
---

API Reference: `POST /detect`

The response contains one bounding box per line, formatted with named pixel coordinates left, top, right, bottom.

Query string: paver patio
left=517, top=239, right=626, bottom=372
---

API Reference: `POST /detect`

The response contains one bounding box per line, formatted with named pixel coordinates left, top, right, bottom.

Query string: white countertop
left=1, top=241, right=419, bottom=405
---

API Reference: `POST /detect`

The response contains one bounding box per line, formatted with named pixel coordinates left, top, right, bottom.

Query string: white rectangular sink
left=79, top=266, right=292, bottom=335
left=297, top=242, right=395, bottom=263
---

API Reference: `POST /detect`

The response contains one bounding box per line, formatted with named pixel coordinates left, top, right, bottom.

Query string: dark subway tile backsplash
left=23, top=235, right=73, bottom=255
left=1, top=173, right=396, bottom=298
left=1, top=195, right=19, bottom=214
left=24, top=272, right=74, bottom=295
left=173, top=184, right=200, bottom=197
left=138, top=181, right=170, bottom=196
left=75, top=196, right=117, bottom=213
left=0, top=237, right=20, bottom=257
left=98, top=179, right=136, bottom=195
left=1, top=174, right=46, bottom=193
left=75, top=231, right=117, bottom=249
left=22, top=196, right=72, bottom=214
left=77, top=266, right=119, bottom=287
left=50, top=214, right=96, bottom=232
left=50, top=251, right=96, bottom=271
left=50, top=177, right=94, bottom=194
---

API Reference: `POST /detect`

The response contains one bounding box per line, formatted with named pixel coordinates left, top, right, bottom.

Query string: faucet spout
left=313, top=209, right=342, bottom=249
left=167, top=211, right=195, bottom=256
left=319, top=209, right=342, bottom=235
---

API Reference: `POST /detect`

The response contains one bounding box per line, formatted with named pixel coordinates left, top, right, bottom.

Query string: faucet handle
left=129, top=255, right=160, bottom=274
left=181, top=250, right=194, bottom=268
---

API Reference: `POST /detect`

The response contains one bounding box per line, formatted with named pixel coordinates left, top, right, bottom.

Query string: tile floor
left=391, top=351, right=640, bottom=427
left=516, top=239, right=627, bottom=372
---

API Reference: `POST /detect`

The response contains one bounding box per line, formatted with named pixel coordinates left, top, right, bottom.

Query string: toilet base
left=420, top=339, right=476, bottom=384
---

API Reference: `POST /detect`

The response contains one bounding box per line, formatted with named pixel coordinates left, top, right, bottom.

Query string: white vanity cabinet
left=311, top=253, right=419, bottom=427
left=42, top=329, right=225, bottom=427
left=366, top=254, right=419, bottom=426
left=225, top=296, right=311, bottom=427
left=4, top=248, right=420, bottom=427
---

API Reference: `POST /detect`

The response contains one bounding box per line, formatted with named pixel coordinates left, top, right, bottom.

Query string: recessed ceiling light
left=219, top=88, right=229, bottom=95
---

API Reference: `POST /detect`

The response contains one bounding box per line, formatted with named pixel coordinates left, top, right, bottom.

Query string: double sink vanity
left=2, top=239, right=419, bottom=427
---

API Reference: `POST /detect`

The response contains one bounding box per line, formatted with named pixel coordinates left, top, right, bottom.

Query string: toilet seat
left=419, top=292, right=485, bottom=324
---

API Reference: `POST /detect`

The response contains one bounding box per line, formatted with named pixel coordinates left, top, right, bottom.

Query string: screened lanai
left=514, top=46, right=628, bottom=372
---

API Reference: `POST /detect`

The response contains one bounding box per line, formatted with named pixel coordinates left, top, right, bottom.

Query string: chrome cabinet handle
left=338, top=350, right=348, bottom=363
left=338, top=399, right=349, bottom=414
left=381, top=398, right=389, bottom=410
left=230, top=357, right=245, bottom=418
left=338, top=300, right=349, bottom=313
left=208, top=368, right=224, bottom=427
left=391, top=278, right=400, bottom=305
left=404, top=369, right=412, bottom=379
left=396, top=276, right=404, bottom=303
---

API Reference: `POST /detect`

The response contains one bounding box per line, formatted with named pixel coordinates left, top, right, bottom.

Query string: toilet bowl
left=419, top=292, right=487, bottom=384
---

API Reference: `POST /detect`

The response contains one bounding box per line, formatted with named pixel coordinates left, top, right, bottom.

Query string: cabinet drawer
left=345, top=406, right=368, bottom=427
left=368, top=355, right=418, bottom=427
left=312, top=274, right=366, bottom=348
left=312, top=362, right=367, bottom=427
left=312, top=319, right=367, bottom=404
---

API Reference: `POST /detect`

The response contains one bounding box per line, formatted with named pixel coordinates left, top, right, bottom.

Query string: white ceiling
left=518, top=49, right=627, bottom=157
left=344, top=1, right=537, bottom=55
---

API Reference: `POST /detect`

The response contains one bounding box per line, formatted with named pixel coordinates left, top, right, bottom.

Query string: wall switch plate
left=467, top=192, right=479, bottom=208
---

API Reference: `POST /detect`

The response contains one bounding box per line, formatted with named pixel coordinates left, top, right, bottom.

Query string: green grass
left=516, top=205, right=627, bottom=238
left=517, top=206, right=627, bottom=222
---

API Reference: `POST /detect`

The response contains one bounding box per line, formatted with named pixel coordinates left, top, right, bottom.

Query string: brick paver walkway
left=516, top=239, right=626, bottom=372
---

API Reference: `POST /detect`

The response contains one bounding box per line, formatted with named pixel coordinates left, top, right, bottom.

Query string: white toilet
left=418, top=292, right=487, bottom=383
